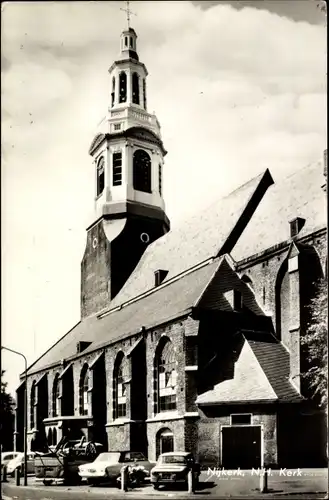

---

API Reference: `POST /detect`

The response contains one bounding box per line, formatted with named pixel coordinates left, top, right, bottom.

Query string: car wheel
left=153, top=483, right=159, bottom=490
left=43, top=479, right=53, bottom=486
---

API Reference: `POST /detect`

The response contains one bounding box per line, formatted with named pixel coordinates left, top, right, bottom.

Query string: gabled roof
left=26, top=256, right=265, bottom=375
left=232, top=159, right=326, bottom=262
left=196, top=332, right=303, bottom=406
left=106, top=169, right=273, bottom=311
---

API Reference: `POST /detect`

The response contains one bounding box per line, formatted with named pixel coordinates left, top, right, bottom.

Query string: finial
left=120, top=0, right=137, bottom=30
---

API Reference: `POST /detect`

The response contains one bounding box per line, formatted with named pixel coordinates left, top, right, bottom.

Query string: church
left=16, top=23, right=327, bottom=469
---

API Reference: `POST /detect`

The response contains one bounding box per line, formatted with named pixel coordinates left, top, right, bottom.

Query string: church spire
left=120, top=0, right=136, bottom=30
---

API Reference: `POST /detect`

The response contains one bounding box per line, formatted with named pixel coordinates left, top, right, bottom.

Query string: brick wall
left=197, top=407, right=277, bottom=468
left=81, top=220, right=111, bottom=319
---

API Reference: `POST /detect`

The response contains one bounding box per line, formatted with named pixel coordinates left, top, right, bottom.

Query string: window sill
left=146, top=412, right=182, bottom=423
left=106, top=418, right=132, bottom=427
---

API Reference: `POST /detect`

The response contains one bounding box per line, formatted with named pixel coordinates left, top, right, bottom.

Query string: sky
left=1, top=0, right=327, bottom=396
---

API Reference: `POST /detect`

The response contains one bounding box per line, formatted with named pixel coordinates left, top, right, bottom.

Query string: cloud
left=1, top=1, right=326, bottom=394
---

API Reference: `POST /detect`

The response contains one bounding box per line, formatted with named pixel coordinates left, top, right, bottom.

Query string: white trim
left=147, top=412, right=182, bottom=423
left=184, top=412, right=199, bottom=418
left=58, top=362, right=73, bottom=380
left=185, top=366, right=198, bottom=371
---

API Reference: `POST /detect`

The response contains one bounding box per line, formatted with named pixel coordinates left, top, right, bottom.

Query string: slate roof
left=27, top=256, right=266, bottom=375
left=107, top=170, right=272, bottom=310
left=196, top=332, right=303, bottom=405
left=232, top=159, right=326, bottom=262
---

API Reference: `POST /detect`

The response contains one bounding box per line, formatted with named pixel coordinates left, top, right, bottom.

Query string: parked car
left=1, top=452, right=20, bottom=470
left=7, top=452, right=40, bottom=477
left=150, top=452, right=201, bottom=490
left=78, top=451, right=154, bottom=486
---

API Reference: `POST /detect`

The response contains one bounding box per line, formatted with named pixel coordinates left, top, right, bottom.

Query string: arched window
left=155, top=339, right=177, bottom=413
left=79, top=365, right=90, bottom=416
left=158, top=164, right=162, bottom=196
left=125, top=36, right=128, bottom=47
left=119, top=71, right=127, bottom=103
left=143, top=79, right=147, bottom=110
left=111, top=76, right=115, bottom=107
left=96, top=157, right=105, bottom=197
left=133, top=149, right=151, bottom=193
left=156, top=428, right=174, bottom=459
left=30, top=381, right=36, bottom=430
left=53, top=428, right=57, bottom=446
left=113, top=353, right=127, bottom=419
left=130, top=37, right=133, bottom=48
left=132, top=72, right=140, bottom=105
left=52, top=373, right=60, bottom=417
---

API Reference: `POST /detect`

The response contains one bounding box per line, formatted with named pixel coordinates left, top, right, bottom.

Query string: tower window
left=132, top=72, right=140, bottom=105
left=96, top=157, right=105, bottom=196
left=133, top=149, right=151, bottom=193
left=130, top=37, right=133, bottom=48
left=119, top=71, right=127, bottom=103
left=125, top=36, right=128, bottom=47
left=143, top=79, right=147, bottom=110
left=158, top=164, right=162, bottom=196
left=113, top=152, right=122, bottom=186
left=111, top=76, right=115, bottom=107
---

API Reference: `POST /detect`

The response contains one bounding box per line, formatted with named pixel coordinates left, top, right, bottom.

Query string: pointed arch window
left=143, top=79, right=147, bottom=110
left=132, top=72, right=140, bottom=105
left=30, top=381, right=36, bottom=430
left=111, top=76, right=115, bottom=107
left=119, top=71, right=127, bottom=103
left=113, top=353, right=127, bottom=419
left=133, top=149, right=151, bottom=193
left=96, top=157, right=105, bottom=197
left=155, top=340, right=177, bottom=413
left=52, top=373, right=60, bottom=417
left=79, top=365, right=90, bottom=416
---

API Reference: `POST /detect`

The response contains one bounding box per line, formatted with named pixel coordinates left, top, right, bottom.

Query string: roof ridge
left=98, top=257, right=218, bottom=319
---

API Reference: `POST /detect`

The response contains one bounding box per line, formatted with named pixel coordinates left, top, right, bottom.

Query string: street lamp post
left=2, top=346, right=28, bottom=486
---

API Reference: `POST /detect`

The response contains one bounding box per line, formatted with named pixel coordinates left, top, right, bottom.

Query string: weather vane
left=120, top=0, right=137, bottom=30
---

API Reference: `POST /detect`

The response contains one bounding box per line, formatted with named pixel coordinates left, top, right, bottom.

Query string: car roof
left=160, top=452, right=191, bottom=457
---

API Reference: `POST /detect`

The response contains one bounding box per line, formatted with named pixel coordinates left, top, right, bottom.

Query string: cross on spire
left=120, top=0, right=136, bottom=29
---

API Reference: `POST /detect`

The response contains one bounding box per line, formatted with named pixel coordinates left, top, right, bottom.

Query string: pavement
left=1, top=469, right=328, bottom=500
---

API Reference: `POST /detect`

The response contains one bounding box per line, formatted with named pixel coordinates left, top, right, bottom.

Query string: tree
left=0, top=370, right=15, bottom=451
left=301, top=277, right=328, bottom=409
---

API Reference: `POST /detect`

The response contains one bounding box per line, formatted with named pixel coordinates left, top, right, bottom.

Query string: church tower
left=81, top=20, right=170, bottom=319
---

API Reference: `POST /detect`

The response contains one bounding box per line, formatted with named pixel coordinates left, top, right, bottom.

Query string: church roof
left=232, top=159, right=326, bottom=262
left=26, top=256, right=264, bottom=375
left=196, top=332, right=303, bottom=405
left=105, top=169, right=273, bottom=311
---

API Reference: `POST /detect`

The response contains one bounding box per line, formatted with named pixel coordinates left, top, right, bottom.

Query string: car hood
left=152, top=465, right=187, bottom=474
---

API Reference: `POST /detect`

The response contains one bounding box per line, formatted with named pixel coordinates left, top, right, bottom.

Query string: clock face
left=92, top=237, right=98, bottom=249
left=140, top=232, right=150, bottom=244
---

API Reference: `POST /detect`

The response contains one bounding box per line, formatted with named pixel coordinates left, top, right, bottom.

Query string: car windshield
left=11, top=453, right=23, bottom=461
left=160, top=455, right=188, bottom=464
left=95, top=452, right=120, bottom=464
